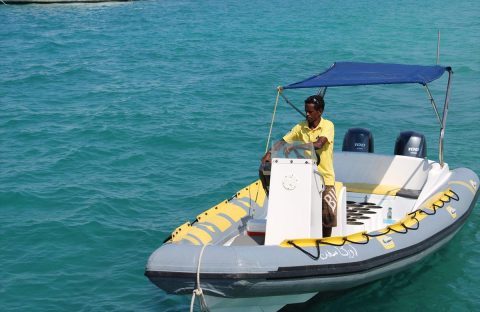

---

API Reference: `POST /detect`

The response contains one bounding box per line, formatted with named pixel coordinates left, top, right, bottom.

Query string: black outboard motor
left=394, top=131, right=427, bottom=158
left=342, top=128, right=374, bottom=153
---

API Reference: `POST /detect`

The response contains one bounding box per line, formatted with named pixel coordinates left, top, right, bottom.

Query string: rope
left=289, top=189, right=460, bottom=259
left=189, top=244, right=210, bottom=312
left=289, top=240, right=321, bottom=260
left=265, top=87, right=282, bottom=153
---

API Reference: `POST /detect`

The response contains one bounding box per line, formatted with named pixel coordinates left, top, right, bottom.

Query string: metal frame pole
left=439, top=69, right=453, bottom=167
left=279, top=93, right=306, bottom=118
left=436, top=30, right=441, bottom=65
left=317, top=87, right=328, bottom=98
left=424, top=84, right=442, bottom=126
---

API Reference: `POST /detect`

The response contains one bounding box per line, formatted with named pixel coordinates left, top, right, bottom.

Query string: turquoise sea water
left=1, top=1, right=479, bottom=311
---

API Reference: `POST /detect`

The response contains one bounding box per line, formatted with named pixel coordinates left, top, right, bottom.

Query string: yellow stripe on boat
left=280, top=233, right=366, bottom=248
left=242, top=180, right=266, bottom=208
left=320, top=236, right=345, bottom=246
left=237, top=198, right=252, bottom=208
left=182, top=235, right=202, bottom=245
left=449, top=180, right=476, bottom=195
left=346, top=232, right=369, bottom=243
left=401, top=215, right=421, bottom=228
left=388, top=223, right=407, bottom=232
left=280, top=188, right=456, bottom=248
left=185, top=227, right=212, bottom=245
left=279, top=238, right=320, bottom=247
left=246, top=180, right=267, bottom=207
left=221, top=203, right=247, bottom=222
left=344, top=183, right=401, bottom=196
left=196, top=180, right=265, bottom=223
left=171, top=222, right=192, bottom=242
left=420, top=191, right=448, bottom=212
left=200, top=215, right=231, bottom=232
left=196, top=203, right=225, bottom=221
left=235, top=183, right=256, bottom=208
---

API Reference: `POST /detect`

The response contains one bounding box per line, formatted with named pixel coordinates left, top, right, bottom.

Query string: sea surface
left=1, top=1, right=479, bottom=311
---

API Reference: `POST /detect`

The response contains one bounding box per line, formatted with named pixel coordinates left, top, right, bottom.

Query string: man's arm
left=284, top=136, right=327, bottom=154
left=312, top=136, right=328, bottom=150
left=261, top=140, right=286, bottom=163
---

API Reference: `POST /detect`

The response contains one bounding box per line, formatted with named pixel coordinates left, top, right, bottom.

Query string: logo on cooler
left=282, top=174, right=298, bottom=191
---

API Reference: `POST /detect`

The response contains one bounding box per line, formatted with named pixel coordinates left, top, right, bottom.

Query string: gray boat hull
left=146, top=168, right=479, bottom=303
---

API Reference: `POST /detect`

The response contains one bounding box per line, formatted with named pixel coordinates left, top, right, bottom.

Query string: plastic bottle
left=387, top=207, right=393, bottom=220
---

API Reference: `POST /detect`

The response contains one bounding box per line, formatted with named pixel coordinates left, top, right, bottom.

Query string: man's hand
left=284, top=146, right=293, bottom=157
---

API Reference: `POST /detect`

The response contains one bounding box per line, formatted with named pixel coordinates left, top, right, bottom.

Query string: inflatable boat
left=145, top=62, right=479, bottom=312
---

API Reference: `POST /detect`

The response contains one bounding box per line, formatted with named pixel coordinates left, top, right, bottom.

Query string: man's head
left=304, top=95, right=324, bottom=124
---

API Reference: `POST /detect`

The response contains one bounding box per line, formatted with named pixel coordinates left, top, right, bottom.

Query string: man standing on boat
left=261, top=95, right=337, bottom=237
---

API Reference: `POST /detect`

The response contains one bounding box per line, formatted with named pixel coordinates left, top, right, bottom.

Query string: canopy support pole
left=265, top=87, right=282, bottom=153
left=317, top=87, right=328, bottom=98
left=424, top=84, right=442, bottom=126
left=436, top=30, right=441, bottom=65
left=439, top=69, right=453, bottom=167
left=280, top=93, right=306, bottom=118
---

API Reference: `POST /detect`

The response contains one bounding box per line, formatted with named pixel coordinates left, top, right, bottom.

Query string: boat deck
left=229, top=191, right=417, bottom=247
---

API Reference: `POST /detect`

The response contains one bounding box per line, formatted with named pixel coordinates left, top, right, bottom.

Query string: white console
left=264, top=154, right=324, bottom=245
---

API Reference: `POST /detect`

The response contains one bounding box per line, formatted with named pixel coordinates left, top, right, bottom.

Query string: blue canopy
left=283, top=62, right=451, bottom=89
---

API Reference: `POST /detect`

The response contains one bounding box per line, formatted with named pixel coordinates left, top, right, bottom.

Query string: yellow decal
left=222, top=203, right=247, bottom=222
left=377, top=235, right=395, bottom=250
left=186, top=227, right=212, bottom=245
left=446, top=206, right=457, bottom=219
left=204, top=215, right=231, bottom=232
left=202, top=225, right=215, bottom=232
left=237, top=197, right=252, bottom=208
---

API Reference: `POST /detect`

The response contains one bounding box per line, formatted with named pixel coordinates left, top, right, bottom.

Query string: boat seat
left=343, top=183, right=400, bottom=196
left=342, top=183, right=421, bottom=198
left=334, top=152, right=430, bottom=195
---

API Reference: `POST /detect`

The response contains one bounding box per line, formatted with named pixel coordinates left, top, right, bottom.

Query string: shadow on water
left=279, top=289, right=350, bottom=312
left=279, top=251, right=443, bottom=312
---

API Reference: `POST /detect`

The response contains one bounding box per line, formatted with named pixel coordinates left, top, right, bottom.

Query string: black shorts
left=322, top=185, right=337, bottom=227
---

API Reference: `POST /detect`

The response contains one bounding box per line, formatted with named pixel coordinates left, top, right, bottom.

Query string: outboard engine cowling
left=394, top=131, right=427, bottom=158
left=342, top=128, right=374, bottom=153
